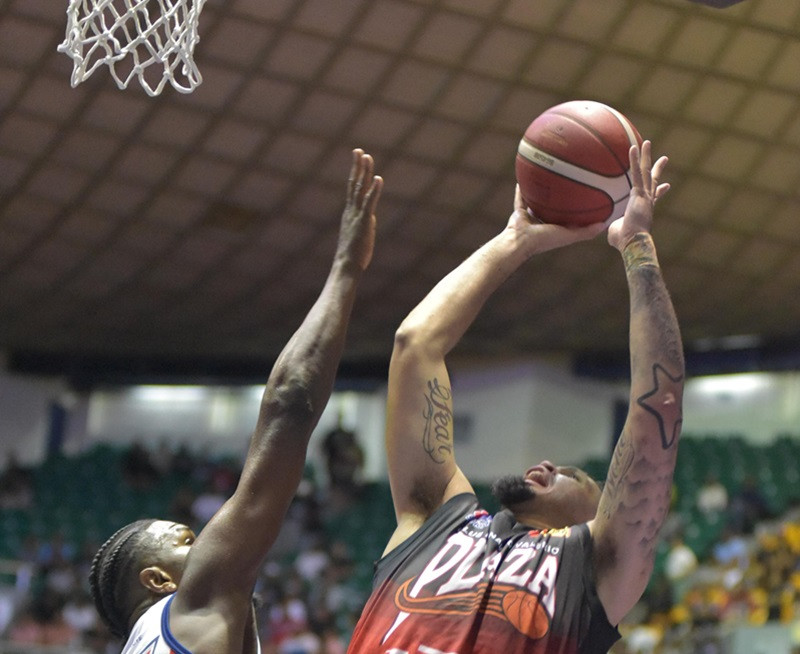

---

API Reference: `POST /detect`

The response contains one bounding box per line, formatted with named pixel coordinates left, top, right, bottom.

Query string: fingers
left=513, top=184, right=535, bottom=221
left=640, top=140, right=653, bottom=192
left=513, top=184, right=524, bottom=212
left=655, top=182, right=671, bottom=200
left=651, top=155, right=669, bottom=181
left=651, top=155, right=669, bottom=200
left=355, top=154, right=373, bottom=201
left=629, top=144, right=644, bottom=192
left=348, top=148, right=376, bottom=208
left=630, top=142, right=669, bottom=201
left=364, top=176, right=384, bottom=215
left=348, top=148, right=364, bottom=199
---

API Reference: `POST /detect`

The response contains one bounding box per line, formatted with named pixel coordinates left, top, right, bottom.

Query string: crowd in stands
left=0, top=435, right=799, bottom=653
left=617, top=447, right=800, bottom=654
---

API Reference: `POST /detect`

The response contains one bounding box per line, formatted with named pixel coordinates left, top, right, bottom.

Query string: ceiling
left=1, top=0, right=800, bottom=386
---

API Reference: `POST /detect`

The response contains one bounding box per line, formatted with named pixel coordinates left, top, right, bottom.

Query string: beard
left=491, top=474, right=536, bottom=508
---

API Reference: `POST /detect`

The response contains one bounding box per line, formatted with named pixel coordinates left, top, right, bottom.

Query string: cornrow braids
left=89, top=519, right=158, bottom=638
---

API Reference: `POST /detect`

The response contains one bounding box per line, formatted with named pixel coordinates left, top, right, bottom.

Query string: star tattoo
left=636, top=363, right=684, bottom=450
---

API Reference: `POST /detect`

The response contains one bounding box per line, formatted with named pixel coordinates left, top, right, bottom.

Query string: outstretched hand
left=338, top=148, right=383, bottom=271
left=506, top=185, right=607, bottom=257
left=607, top=140, right=670, bottom=252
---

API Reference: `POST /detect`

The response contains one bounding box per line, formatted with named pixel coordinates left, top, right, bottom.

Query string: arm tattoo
left=622, top=233, right=659, bottom=272
left=421, top=378, right=453, bottom=464
left=601, top=432, right=634, bottom=520
left=601, top=431, right=674, bottom=563
left=636, top=363, right=684, bottom=450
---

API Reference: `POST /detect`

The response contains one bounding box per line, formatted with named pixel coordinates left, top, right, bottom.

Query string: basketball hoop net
left=58, top=0, right=207, bottom=96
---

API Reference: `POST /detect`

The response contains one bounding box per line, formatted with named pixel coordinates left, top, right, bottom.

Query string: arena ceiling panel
left=1, top=0, right=799, bottom=384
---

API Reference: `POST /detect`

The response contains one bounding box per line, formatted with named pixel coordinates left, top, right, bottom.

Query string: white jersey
left=121, top=595, right=262, bottom=654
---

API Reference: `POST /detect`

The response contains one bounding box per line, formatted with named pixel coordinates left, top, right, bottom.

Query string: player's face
left=145, top=520, right=196, bottom=586
left=522, top=461, right=602, bottom=526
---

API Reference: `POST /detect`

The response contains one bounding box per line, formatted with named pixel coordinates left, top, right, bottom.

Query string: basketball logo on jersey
left=394, top=579, right=550, bottom=640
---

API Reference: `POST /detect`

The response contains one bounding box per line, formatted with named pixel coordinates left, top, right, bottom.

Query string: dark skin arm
left=589, top=141, right=685, bottom=626
left=169, top=150, right=382, bottom=652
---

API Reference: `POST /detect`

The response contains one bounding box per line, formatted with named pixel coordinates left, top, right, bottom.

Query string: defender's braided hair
left=89, top=519, right=158, bottom=638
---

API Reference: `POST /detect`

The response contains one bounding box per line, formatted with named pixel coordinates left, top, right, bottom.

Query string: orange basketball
left=501, top=589, right=550, bottom=639
left=515, top=100, right=643, bottom=227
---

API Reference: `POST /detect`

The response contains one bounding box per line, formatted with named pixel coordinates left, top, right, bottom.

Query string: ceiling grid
left=0, top=0, right=799, bottom=382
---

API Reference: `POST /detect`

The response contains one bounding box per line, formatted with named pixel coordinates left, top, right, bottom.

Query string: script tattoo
left=636, top=363, right=684, bottom=450
left=421, top=378, right=453, bottom=464
left=601, top=432, right=635, bottom=520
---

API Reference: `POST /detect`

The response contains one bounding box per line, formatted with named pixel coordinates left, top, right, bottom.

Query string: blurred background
left=1, top=0, right=800, bottom=652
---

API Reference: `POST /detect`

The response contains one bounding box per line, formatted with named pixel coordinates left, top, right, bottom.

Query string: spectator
left=294, top=534, right=330, bottom=583
left=696, top=473, right=728, bottom=517
left=664, top=533, right=698, bottom=601
left=712, top=527, right=750, bottom=593
left=169, top=442, right=196, bottom=477
left=8, top=591, right=77, bottom=647
left=278, top=623, right=322, bottom=654
left=189, top=460, right=237, bottom=526
left=120, top=440, right=160, bottom=490
left=267, top=583, right=309, bottom=650
left=36, top=531, right=76, bottom=568
left=728, top=475, right=770, bottom=534
left=169, top=484, right=198, bottom=528
left=321, top=428, right=364, bottom=511
left=62, top=587, right=99, bottom=639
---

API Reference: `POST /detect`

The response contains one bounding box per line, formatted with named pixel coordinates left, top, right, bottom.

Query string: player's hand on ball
left=508, top=185, right=607, bottom=256
left=608, top=141, right=670, bottom=252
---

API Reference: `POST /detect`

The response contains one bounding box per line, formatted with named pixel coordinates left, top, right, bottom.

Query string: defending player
left=89, top=149, right=383, bottom=654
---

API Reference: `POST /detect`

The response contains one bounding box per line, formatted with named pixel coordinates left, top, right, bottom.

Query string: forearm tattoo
left=637, top=364, right=684, bottom=450
left=598, top=240, right=685, bottom=569
left=421, top=378, right=453, bottom=464
left=622, top=233, right=659, bottom=271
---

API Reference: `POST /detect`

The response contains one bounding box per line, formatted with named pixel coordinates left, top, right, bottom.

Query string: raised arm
left=178, top=150, right=382, bottom=604
left=590, top=141, right=685, bottom=626
left=383, top=189, right=606, bottom=555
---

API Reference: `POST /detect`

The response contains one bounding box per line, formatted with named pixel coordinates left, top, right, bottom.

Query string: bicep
left=385, top=344, right=472, bottom=524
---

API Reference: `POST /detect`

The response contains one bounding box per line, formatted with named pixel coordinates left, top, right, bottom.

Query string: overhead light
left=131, top=385, right=207, bottom=402
left=692, top=334, right=762, bottom=351
left=688, top=373, right=770, bottom=397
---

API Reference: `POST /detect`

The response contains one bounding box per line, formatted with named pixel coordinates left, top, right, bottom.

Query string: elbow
left=393, top=316, right=443, bottom=360
left=393, top=321, right=424, bottom=356
left=261, top=375, right=317, bottom=425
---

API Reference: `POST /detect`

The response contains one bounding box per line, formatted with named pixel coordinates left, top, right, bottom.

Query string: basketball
left=515, top=100, right=643, bottom=227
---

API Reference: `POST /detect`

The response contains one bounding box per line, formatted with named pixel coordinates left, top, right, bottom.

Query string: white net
left=58, top=0, right=207, bottom=96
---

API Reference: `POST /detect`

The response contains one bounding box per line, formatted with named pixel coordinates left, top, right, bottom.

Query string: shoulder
left=123, top=596, right=174, bottom=653
left=379, top=493, right=481, bottom=565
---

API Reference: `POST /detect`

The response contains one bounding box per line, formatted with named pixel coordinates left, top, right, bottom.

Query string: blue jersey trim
left=161, top=595, right=193, bottom=654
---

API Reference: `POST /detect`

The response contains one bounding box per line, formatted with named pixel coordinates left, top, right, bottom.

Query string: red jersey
left=348, top=494, right=618, bottom=654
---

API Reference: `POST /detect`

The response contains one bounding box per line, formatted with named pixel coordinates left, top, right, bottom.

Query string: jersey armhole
left=161, top=595, right=195, bottom=654
left=579, top=525, right=621, bottom=652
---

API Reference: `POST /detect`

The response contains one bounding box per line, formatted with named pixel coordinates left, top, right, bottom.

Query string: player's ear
left=139, top=566, right=177, bottom=594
